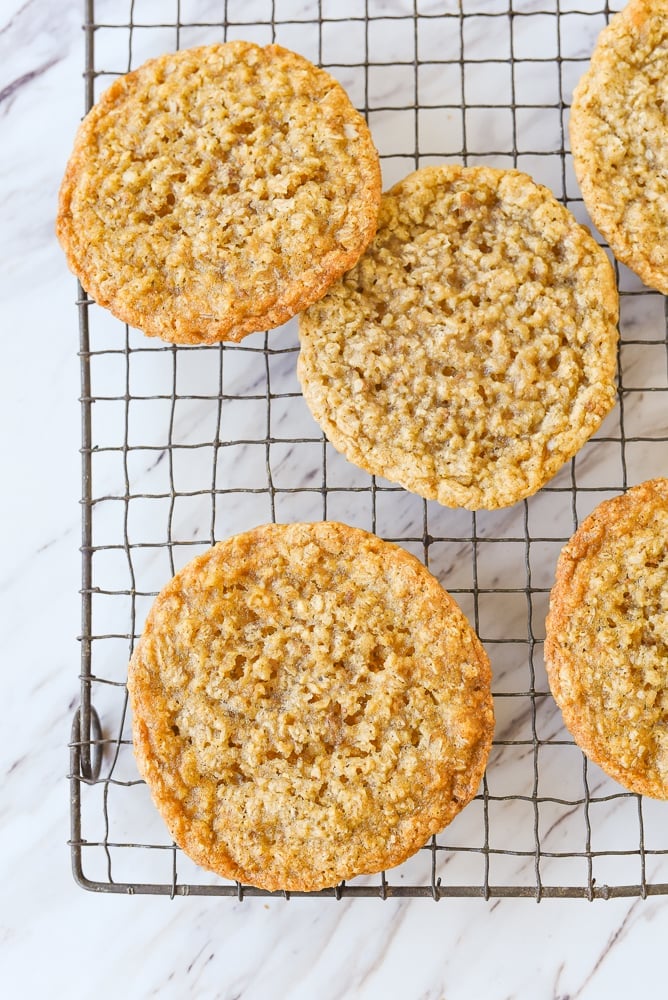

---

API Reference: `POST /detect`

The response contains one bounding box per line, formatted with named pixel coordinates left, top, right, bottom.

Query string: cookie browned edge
left=127, top=522, right=494, bottom=891
left=544, top=479, right=668, bottom=799
left=570, top=0, right=668, bottom=294
left=56, top=42, right=382, bottom=345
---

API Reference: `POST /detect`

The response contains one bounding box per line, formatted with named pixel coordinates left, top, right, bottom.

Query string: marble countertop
left=3, top=0, right=667, bottom=996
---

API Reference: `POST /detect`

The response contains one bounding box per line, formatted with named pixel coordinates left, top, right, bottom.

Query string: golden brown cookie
left=298, top=165, right=618, bottom=511
left=127, top=521, right=494, bottom=891
left=570, top=0, right=668, bottom=293
left=545, top=479, right=668, bottom=799
left=57, top=42, right=381, bottom=344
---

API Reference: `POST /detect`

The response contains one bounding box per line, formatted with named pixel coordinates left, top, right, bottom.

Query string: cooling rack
left=69, top=0, right=668, bottom=899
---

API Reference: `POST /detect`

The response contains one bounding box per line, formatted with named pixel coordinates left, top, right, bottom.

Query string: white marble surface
left=3, top=0, right=668, bottom=996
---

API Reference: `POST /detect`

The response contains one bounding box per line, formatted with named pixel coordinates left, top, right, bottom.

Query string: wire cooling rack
left=69, top=0, right=668, bottom=900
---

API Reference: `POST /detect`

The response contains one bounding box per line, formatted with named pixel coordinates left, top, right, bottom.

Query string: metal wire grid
left=69, top=0, right=668, bottom=900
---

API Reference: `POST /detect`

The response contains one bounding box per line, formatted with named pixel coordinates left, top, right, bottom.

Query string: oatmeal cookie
left=57, top=42, right=381, bottom=344
left=127, top=521, right=494, bottom=891
left=298, top=165, right=618, bottom=510
left=570, top=0, right=668, bottom=293
left=545, top=479, right=668, bottom=799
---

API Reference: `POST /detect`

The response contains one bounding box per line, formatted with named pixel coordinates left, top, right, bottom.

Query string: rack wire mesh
left=69, top=0, right=668, bottom=899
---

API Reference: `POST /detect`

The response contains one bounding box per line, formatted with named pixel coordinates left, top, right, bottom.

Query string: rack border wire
left=69, top=0, right=668, bottom=900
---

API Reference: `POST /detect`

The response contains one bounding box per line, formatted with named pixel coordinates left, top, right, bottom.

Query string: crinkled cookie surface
left=546, top=479, right=668, bottom=799
left=127, top=521, right=494, bottom=891
left=57, top=42, right=381, bottom=344
left=299, top=165, right=618, bottom=510
left=570, top=0, right=668, bottom=293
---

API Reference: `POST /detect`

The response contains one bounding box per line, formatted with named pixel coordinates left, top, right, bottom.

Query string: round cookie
left=298, top=165, right=618, bottom=511
left=57, top=42, right=381, bottom=344
left=570, top=0, right=668, bottom=294
left=127, top=521, right=494, bottom=891
left=545, top=479, right=668, bottom=799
